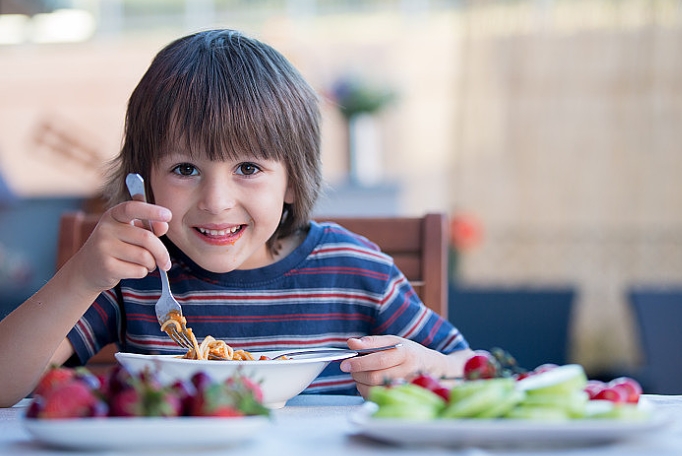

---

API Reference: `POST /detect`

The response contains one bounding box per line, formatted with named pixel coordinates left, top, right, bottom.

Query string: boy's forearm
left=0, top=264, right=99, bottom=407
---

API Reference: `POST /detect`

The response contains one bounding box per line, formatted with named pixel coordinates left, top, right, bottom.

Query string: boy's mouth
left=194, top=225, right=245, bottom=245
left=196, top=226, right=243, bottom=237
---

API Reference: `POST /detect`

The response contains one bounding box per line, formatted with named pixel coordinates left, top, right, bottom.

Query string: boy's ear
left=284, top=183, right=295, bottom=204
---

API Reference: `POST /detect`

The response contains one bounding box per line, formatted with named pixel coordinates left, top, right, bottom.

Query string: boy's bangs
left=159, top=51, right=289, bottom=163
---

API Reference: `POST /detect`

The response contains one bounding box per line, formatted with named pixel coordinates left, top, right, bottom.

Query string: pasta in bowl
left=115, top=349, right=356, bottom=409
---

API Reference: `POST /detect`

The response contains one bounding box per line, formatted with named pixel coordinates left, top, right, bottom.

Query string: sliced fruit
left=519, top=390, right=589, bottom=418
left=369, top=384, right=445, bottom=410
left=475, top=389, right=526, bottom=419
left=448, top=378, right=497, bottom=403
left=372, top=404, right=441, bottom=420
left=585, top=401, right=650, bottom=421
left=505, top=405, right=571, bottom=420
left=516, top=364, right=587, bottom=396
left=369, top=383, right=445, bottom=419
left=441, top=378, right=515, bottom=418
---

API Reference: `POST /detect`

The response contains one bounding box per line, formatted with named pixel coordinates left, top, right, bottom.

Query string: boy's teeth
left=198, top=226, right=239, bottom=236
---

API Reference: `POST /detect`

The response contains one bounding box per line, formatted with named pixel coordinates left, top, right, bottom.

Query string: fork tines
left=164, top=324, right=194, bottom=350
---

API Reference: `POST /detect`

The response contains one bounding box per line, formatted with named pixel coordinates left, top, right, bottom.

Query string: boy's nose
left=197, top=180, right=236, bottom=214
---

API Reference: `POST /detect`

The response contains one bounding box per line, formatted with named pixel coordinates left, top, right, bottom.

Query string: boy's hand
left=66, top=201, right=172, bottom=293
left=339, top=335, right=444, bottom=398
left=340, top=336, right=475, bottom=399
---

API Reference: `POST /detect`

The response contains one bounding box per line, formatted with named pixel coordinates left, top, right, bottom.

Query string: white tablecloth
left=2, top=394, right=681, bottom=455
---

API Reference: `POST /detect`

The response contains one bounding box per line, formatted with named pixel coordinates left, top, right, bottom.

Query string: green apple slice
left=585, top=400, right=651, bottom=421
left=369, top=383, right=445, bottom=409
left=519, top=390, right=588, bottom=418
left=475, top=389, right=526, bottom=419
left=516, top=364, right=587, bottom=396
left=505, top=405, right=571, bottom=420
left=442, top=378, right=515, bottom=418
left=372, top=404, right=441, bottom=420
left=448, top=378, right=500, bottom=403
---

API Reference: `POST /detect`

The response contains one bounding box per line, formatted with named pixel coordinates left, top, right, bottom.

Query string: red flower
left=449, top=213, right=483, bottom=251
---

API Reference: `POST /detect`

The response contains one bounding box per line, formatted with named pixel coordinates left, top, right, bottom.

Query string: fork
left=125, top=173, right=194, bottom=352
left=271, top=343, right=402, bottom=360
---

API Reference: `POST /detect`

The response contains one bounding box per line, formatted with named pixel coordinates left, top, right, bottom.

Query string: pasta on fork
left=160, top=310, right=255, bottom=360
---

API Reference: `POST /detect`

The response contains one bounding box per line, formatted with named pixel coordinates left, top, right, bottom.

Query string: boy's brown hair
left=105, top=29, right=321, bottom=252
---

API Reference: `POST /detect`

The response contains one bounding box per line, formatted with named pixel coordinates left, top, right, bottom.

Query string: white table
left=2, top=395, right=682, bottom=455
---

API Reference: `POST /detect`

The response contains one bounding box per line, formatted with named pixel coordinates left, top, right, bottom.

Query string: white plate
left=349, top=401, right=671, bottom=448
left=116, top=349, right=356, bottom=409
left=24, top=415, right=269, bottom=451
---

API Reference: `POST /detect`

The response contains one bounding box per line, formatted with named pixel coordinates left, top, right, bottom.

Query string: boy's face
left=150, top=151, right=294, bottom=272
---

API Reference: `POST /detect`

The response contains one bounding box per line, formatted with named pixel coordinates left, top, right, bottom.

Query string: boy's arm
left=0, top=202, right=171, bottom=407
left=0, top=262, right=99, bottom=407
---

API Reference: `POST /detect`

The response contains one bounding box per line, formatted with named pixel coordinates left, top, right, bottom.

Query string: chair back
left=629, top=287, right=682, bottom=394
left=57, top=211, right=449, bottom=317
left=448, top=286, right=575, bottom=370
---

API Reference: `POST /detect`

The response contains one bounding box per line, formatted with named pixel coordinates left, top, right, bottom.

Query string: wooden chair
left=56, top=211, right=449, bottom=368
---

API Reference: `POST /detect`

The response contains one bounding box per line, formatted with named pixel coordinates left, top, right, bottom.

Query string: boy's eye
left=236, top=163, right=261, bottom=176
left=172, top=163, right=198, bottom=176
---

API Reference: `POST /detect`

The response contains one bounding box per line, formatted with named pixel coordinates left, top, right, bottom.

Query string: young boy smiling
left=0, top=29, right=472, bottom=407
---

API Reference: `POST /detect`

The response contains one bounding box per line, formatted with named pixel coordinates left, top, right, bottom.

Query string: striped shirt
left=67, top=221, right=469, bottom=395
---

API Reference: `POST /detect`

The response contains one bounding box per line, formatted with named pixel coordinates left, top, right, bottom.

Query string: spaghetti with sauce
left=160, top=310, right=257, bottom=360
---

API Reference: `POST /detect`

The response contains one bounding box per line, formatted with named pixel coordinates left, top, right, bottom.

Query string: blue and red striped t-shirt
left=67, top=221, right=468, bottom=395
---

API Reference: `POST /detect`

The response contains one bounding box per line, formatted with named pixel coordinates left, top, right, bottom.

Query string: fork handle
left=125, top=173, right=154, bottom=233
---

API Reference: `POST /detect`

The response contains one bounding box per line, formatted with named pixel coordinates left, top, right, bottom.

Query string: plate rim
left=350, top=400, right=671, bottom=447
left=23, top=414, right=270, bottom=450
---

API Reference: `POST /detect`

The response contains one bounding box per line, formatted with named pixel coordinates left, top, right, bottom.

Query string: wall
left=450, top=1, right=682, bottom=373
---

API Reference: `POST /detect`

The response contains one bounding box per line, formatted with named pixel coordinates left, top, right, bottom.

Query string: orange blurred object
left=449, top=213, right=483, bottom=251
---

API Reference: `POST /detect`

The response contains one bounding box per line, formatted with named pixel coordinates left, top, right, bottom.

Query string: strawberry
left=33, top=366, right=76, bottom=398
left=584, top=379, right=606, bottom=399
left=410, top=373, right=450, bottom=401
left=170, top=379, right=197, bottom=416
left=237, top=376, right=264, bottom=404
left=101, top=364, right=134, bottom=397
left=39, top=380, right=107, bottom=419
left=191, top=383, right=244, bottom=417
left=225, top=374, right=270, bottom=416
left=593, top=385, right=628, bottom=403
left=108, top=370, right=182, bottom=417
left=108, top=387, right=143, bottom=417
left=608, top=377, right=642, bottom=404
left=463, top=350, right=501, bottom=380
left=190, top=371, right=214, bottom=393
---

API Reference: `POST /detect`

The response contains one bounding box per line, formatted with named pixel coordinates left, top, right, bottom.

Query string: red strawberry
left=410, top=373, right=450, bottom=401
left=463, top=350, right=500, bottom=380
left=191, top=383, right=244, bottom=417
left=33, top=367, right=76, bottom=398
left=108, top=387, right=143, bottom=417
left=226, top=375, right=265, bottom=403
left=39, top=380, right=107, bottom=419
left=593, top=385, right=628, bottom=403
left=608, top=377, right=642, bottom=404
left=170, top=380, right=197, bottom=416
left=108, top=372, right=182, bottom=417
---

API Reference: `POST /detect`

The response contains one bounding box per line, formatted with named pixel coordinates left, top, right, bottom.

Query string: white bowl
left=115, top=349, right=356, bottom=409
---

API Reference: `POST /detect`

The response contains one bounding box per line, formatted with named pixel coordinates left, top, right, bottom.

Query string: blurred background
left=1, top=0, right=681, bottom=388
